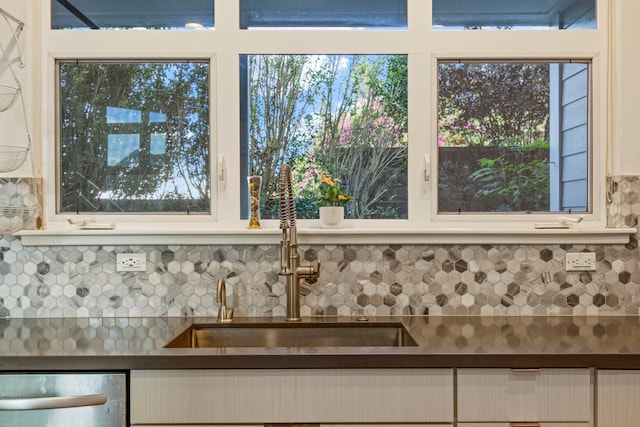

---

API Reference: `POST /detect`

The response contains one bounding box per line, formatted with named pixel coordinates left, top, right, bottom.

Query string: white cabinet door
left=598, top=370, right=640, bottom=427
left=131, top=369, right=454, bottom=425
left=457, top=368, right=592, bottom=423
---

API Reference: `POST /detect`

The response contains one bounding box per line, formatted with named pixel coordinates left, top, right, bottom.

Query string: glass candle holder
left=247, top=175, right=262, bottom=229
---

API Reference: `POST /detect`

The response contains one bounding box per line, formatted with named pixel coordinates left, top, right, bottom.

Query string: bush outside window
left=438, top=61, right=589, bottom=214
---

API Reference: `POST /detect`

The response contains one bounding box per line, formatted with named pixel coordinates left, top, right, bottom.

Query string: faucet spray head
left=278, top=164, right=297, bottom=229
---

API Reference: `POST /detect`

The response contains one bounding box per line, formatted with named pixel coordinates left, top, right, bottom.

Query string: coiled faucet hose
left=279, top=164, right=297, bottom=229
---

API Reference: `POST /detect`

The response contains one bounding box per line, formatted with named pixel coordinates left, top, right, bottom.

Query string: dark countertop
left=1, top=316, right=640, bottom=371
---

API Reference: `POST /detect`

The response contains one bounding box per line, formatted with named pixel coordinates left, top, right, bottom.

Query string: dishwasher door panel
left=0, top=372, right=126, bottom=427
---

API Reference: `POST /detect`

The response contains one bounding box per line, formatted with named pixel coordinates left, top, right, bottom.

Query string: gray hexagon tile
left=609, top=176, right=640, bottom=228
left=0, top=235, right=639, bottom=318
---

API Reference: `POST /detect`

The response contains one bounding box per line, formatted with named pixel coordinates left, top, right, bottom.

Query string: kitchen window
left=57, top=61, right=210, bottom=214
left=34, top=0, right=614, bottom=243
left=432, top=0, right=596, bottom=30
left=240, top=54, right=408, bottom=221
left=51, top=0, right=215, bottom=30
left=437, top=60, right=590, bottom=215
left=239, top=0, right=407, bottom=29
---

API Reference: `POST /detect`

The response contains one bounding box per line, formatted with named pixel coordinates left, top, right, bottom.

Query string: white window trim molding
left=15, top=223, right=636, bottom=246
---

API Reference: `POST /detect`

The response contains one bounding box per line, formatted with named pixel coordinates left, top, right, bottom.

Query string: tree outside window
left=243, top=54, right=408, bottom=220
left=437, top=61, right=588, bottom=214
left=58, top=61, right=210, bottom=213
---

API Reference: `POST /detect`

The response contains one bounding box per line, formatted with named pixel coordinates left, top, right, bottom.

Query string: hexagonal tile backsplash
left=0, top=176, right=638, bottom=318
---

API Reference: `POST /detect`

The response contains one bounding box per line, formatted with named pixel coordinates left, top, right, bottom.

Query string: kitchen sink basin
left=164, top=322, right=418, bottom=348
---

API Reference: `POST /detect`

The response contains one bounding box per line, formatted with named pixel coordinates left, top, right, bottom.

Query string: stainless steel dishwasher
left=0, top=372, right=126, bottom=427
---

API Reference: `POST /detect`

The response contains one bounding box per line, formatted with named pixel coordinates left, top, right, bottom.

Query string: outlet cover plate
left=116, top=253, right=147, bottom=272
left=565, top=252, right=596, bottom=272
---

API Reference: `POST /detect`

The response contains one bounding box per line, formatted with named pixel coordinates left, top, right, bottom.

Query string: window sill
left=14, top=224, right=636, bottom=246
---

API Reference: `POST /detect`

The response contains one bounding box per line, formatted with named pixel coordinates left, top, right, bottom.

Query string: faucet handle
left=216, top=278, right=234, bottom=323
left=300, top=261, right=321, bottom=285
left=217, top=306, right=234, bottom=323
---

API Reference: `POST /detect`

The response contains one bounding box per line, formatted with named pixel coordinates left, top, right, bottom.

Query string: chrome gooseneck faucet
left=278, top=164, right=320, bottom=321
left=216, top=278, right=234, bottom=323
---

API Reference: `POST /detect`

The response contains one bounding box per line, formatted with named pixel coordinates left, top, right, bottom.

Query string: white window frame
left=20, top=0, right=634, bottom=246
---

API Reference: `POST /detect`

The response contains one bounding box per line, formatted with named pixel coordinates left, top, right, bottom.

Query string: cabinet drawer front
left=460, top=424, right=590, bottom=427
left=131, top=369, right=454, bottom=424
left=457, top=368, right=591, bottom=422
left=323, top=425, right=452, bottom=427
left=597, top=370, right=640, bottom=427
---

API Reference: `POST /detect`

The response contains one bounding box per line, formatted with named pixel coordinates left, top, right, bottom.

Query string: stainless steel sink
left=164, top=322, right=418, bottom=348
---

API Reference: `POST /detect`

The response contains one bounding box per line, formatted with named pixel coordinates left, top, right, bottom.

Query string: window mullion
left=215, top=52, right=242, bottom=223
left=214, top=0, right=240, bottom=31
left=406, top=53, right=433, bottom=223
left=407, top=0, right=430, bottom=30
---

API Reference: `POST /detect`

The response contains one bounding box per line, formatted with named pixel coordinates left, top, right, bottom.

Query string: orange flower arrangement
left=316, top=171, right=352, bottom=207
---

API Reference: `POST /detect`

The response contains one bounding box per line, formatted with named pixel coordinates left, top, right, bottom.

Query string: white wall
left=612, top=0, right=640, bottom=175
left=0, top=0, right=37, bottom=178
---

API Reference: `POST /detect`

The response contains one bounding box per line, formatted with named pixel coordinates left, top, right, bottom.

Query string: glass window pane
left=107, top=134, right=140, bottom=167
left=241, top=55, right=408, bottom=220
left=58, top=61, right=210, bottom=213
left=240, top=0, right=407, bottom=29
left=433, top=0, right=596, bottom=30
left=51, top=0, right=214, bottom=30
left=438, top=61, right=589, bottom=214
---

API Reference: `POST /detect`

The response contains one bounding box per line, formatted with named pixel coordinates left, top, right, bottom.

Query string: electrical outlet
left=565, top=252, right=596, bottom=272
left=116, top=253, right=147, bottom=272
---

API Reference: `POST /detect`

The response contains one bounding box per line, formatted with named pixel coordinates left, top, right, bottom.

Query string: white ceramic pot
left=319, top=206, right=344, bottom=228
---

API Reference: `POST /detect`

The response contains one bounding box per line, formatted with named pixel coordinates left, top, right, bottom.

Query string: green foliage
left=468, top=142, right=550, bottom=212
left=311, top=56, right=408, bottom=219
left=59, top=62, right=209, bottom=213
left=437, top=62, right=553, bottom=213
left=438, top=62, right=550, bottom=147
left=248, top=55, right=320, bottom=210
left=316, top=171, right=353, bottom=207
left=248, top=54, right=408, bottom=220
left=371, top=55, right=408, bottom=134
